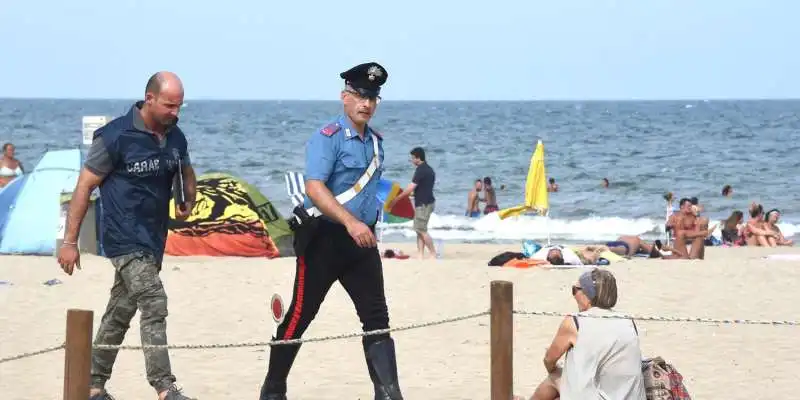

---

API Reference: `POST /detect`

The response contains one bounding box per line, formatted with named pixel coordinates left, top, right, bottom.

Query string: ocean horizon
left=2, top=98, right=798, bottom=244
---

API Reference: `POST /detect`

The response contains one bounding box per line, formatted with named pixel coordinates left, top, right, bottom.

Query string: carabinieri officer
left=259, top=62, right=403, bottom=400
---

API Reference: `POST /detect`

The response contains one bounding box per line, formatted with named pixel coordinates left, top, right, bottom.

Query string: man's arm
left=393, top=182, right=417, bottom=202
left=306, top=180, right=359, bottom=226
left=304, top=132, right=358, bottom=227
left=64, top=136, right=113, bottom=244
left=466, top=192, right=475, bottom=212
left=180, top=149, right=196, bottom=205
left=676, top=217, right=708, bottom=239
left=746, top=221, right=776, bottom=237
left=181, top=164, right=197, bottom=205
left=394, top=168, right=420, bottom=202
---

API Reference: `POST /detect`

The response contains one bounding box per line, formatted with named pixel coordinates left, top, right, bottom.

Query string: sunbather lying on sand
left=603, top=235, right=665, bottom=257
left=531, top=245, right=584, bottom=265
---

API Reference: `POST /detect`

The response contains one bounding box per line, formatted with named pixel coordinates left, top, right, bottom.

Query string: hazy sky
left=1, top=1, right=797, bottom=100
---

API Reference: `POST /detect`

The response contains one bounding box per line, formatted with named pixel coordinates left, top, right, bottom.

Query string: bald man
left=57, top=71, right=197, bottom=400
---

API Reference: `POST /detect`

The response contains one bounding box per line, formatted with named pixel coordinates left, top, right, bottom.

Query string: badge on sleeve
left=320, top=122, right=341, bottom=137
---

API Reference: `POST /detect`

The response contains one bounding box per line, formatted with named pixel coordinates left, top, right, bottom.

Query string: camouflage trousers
left=91, top=251, right=176, bottom=393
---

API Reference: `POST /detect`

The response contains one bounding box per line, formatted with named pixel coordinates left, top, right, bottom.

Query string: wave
left=377, top=213, right=799, bottom=242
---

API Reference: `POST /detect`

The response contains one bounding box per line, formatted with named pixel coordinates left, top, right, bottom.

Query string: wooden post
left=491, top=280, right=513, bottom=400
left=64, top=309, right=93, bottom=400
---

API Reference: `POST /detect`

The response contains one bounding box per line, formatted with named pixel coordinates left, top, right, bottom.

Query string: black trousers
left=265, top=219, right=390, bottom=387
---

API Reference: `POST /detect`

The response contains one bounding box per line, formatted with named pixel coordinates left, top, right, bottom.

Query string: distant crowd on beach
left=664, top=188, right=792, bottom=249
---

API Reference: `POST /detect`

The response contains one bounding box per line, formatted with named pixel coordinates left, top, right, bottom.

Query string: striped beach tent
left=284, top=171, right=306, bottom=208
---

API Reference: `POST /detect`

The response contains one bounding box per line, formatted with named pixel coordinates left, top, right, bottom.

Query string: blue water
left=2, top=98, right=799, bottom=242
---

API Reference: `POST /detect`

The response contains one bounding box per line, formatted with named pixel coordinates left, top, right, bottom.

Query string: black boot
left=365, top=338, right=404, bottom=400
left=259, top=344, right=301, bottom=400
left=259, top=380, right=288, bottom=400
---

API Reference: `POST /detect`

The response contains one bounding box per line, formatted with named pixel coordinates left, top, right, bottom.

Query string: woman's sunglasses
left=571, top=286, right=582, bottom=296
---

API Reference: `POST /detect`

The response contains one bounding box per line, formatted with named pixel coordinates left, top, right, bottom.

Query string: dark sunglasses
left=571, top=286, right=582, bottom=296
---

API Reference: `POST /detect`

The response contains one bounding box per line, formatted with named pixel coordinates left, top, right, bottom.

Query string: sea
left=2, top=98, right=799, bottom=244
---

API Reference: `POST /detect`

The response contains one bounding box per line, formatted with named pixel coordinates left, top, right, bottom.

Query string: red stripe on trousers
left=283, top=255, right=306, bottom=340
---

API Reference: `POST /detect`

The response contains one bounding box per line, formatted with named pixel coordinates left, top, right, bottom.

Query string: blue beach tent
left=0, top=149, right=86, bottom=254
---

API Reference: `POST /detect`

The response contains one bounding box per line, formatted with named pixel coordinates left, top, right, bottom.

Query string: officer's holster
left=288, top=205, right=319, bottom=257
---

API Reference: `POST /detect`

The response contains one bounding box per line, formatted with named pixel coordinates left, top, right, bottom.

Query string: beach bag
left=641, top=357, right=691, bottom=400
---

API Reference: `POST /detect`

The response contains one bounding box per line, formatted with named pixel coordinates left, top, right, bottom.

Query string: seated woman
left=744, top=203, right=779, bottom=247
left=516, top=269, right=646, bottom=400
left=0, top=143, right=24, bottom=188
left=720, top=210, right=745, bottom=245
left=763, top=209, right=793, bottom=246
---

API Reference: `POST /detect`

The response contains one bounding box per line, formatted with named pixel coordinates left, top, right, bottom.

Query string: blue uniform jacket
left=303, top=115, right=384, bottom=226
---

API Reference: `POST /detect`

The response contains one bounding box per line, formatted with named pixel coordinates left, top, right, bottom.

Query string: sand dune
left=1, top=243, right=798, bottom=399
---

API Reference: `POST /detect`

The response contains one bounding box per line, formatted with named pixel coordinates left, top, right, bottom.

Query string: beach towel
left=503, top=258, right=549, bottom=268
left=488, top=251, right=526, bottom=266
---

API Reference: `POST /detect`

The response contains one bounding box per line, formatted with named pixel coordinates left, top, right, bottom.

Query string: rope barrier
left=0, top=343, right=66, bottom=364
left=512, top=310, right=800, bottom=326
left=0, top=310, right=489, bottom=363
left=3, top=308, right=798, bottom=365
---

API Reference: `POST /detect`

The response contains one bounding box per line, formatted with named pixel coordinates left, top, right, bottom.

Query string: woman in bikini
left=0, top=143, right=24, bottom=188
left=763, top=209, right=793, bottom=246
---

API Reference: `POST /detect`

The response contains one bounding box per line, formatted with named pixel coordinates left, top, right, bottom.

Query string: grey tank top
left=559, top=307, right=646, bottom=400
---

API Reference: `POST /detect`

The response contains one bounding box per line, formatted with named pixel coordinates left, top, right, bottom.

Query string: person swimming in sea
left=466, top=179, right=483, bottom=218
left=482, top=176, right=500, bottom=214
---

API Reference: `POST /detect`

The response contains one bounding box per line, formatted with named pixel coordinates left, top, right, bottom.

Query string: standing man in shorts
left=57, top=72, right=197, bottom=400
left=389, top=147, right=436, bottom=258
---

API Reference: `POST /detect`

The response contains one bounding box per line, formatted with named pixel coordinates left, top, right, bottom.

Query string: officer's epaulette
left=320, top=122, right=342, bottom=137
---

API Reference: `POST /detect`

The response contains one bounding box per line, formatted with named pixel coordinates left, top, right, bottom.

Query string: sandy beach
left=2, top=243, right=799, bottom=399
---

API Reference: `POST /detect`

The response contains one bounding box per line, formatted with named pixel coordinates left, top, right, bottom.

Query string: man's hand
left=387, top=198, right=397, bottom=209
left=346, top=219, right=377, bottom=248
left=174, top=201, right=194, bottom=220
left=57, top=244, right=81, bottom=275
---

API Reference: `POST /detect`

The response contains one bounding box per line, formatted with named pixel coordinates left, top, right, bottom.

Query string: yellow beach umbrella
left=497, top=140, right=549, bottom=219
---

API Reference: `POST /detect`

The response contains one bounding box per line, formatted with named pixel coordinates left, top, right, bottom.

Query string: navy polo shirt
left=85, top=101, right=190, bottom=262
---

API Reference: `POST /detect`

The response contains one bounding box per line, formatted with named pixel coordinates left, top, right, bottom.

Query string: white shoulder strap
left=304, top=133, right=380, bottom=217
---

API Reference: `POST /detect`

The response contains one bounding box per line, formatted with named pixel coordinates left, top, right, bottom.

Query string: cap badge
left=367, top=65, right=383, bottom=81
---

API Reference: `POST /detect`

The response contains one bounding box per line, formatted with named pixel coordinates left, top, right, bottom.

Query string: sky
left=1, top=1, right=798, bottom=101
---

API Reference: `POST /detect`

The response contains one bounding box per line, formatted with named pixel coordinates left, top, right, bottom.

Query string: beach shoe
left=163, top=385, right=197, bottom=400
left=89, top=391, right=115, bottom=400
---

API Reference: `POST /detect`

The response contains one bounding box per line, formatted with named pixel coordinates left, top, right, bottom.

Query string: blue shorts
left=605, top=240, right=630, bottom=254
left=466, top=211, right=481, bottom=218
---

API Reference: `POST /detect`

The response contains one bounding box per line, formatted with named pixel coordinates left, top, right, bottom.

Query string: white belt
left=304, top=133, right=380, bottom=218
